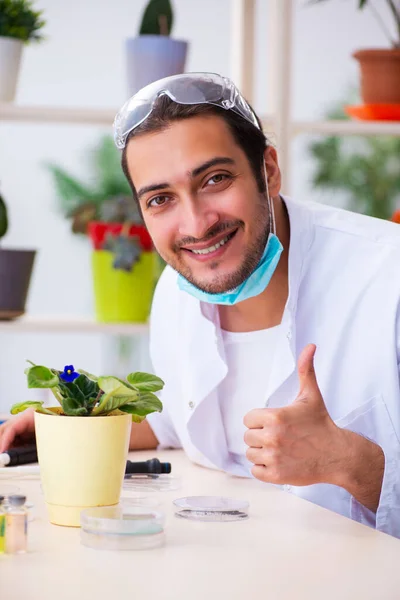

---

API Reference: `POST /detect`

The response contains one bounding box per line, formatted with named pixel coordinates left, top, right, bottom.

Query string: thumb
left=296, top=343, right=320, bottom=401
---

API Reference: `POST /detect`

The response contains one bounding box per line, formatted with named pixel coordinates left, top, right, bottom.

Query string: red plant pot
left=87, top=221, right=153, bottom=251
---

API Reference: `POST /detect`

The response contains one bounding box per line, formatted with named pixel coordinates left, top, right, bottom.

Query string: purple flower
left=60, top=365, right=79, bottom=383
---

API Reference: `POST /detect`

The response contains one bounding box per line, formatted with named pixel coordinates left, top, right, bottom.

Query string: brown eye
left=148, top=195, right=169, bottom=208
left=207, top=174, right=227, bottom=186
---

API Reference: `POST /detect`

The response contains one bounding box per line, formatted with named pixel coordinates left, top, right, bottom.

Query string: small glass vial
left=5, top=495, right=28, bottom=555
left=0, top=495, right=5, bottom=554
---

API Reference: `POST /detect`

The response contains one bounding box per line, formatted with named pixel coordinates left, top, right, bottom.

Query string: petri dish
left=173, top=496, right=249, bottom=522
left=80, top=505, right=166, bottom=551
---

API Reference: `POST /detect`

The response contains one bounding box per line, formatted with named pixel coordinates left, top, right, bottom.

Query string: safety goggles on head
left=113, top=72, right=260, bottom=150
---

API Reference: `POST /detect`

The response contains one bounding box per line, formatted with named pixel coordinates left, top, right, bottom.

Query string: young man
left=1, top=73, right=399, bottom=537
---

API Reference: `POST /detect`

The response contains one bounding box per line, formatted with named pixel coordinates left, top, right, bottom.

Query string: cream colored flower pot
left=34, top=410, right=131, bottom=527
left=0, top=36, right=23, bottom=102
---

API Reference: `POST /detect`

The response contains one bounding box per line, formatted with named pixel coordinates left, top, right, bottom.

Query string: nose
left=177, top=196, right=220, bottom=241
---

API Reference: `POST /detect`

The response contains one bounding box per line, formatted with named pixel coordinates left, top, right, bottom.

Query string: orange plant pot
left=353, top=49, right=400, bottom=105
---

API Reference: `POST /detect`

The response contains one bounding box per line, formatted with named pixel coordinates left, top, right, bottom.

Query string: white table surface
left=1, top=449, right=400, bottom=600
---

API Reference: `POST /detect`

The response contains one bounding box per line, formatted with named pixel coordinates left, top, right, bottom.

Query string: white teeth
left=191, top=234, right=231, bottom=255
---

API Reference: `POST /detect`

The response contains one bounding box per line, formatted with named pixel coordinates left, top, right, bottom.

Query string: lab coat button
left=188, top=401, right=195, bottom=410
left=286, top=331, right=292, bottom=341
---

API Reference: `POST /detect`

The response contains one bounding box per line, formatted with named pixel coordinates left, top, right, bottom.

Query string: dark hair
left=121, top=95, right=269, bottom=201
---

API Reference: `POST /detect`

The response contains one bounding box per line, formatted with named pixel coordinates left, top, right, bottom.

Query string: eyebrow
left=136, top=156, right=236, bottom=200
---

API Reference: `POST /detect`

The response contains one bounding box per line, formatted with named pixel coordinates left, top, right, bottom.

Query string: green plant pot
left=92, top=250, right=157, bottom=323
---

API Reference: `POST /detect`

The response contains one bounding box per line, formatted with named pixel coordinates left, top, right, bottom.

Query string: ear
left=263, top=146, right=281, bottom=198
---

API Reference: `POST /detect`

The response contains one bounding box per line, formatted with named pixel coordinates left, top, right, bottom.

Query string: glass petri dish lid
left=80, top=505, right=166, bottom=550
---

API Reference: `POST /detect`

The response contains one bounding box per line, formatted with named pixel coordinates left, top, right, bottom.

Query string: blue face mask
left=177, top=232, right=283, bottom=305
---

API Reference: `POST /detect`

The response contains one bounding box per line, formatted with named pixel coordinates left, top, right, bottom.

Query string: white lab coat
left=147, top=196, right=400, bottom=538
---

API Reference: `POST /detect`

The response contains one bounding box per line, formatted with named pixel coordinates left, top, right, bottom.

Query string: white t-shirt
left=218, top=325, right=282, bottom=467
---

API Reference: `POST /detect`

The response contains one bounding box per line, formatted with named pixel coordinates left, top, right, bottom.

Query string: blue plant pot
left=125, top=35, right=188, bottom=96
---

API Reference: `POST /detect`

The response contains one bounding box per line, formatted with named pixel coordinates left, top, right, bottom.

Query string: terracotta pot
left=353, top=48, right=400, bottom=104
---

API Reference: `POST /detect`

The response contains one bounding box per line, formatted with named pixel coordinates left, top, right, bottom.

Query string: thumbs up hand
left=243, top=344, right=348, bottom=487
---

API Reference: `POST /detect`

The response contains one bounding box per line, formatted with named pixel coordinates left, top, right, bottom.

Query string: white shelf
left=0, top=316, right=149, bottom=335
left=292, top=119, right=400, bottom=137
left=0, top=103, right=117, bottom=126
left=2, top=105, right=400, bottom=138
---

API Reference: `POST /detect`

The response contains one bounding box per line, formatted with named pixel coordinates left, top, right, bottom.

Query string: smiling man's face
left=125, top=114, right=271, bottom=294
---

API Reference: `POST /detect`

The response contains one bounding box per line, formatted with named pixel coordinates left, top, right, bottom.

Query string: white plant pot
left=0, top=36, right=23, bottom=102
left=126, top=36, right=188, bottom=96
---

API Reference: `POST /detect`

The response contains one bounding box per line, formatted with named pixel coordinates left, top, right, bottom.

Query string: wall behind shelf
left=0, top=0, right=391, bottom=410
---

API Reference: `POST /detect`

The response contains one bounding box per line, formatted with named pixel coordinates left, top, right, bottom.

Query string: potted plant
left=11, top=361, right=164, bottom=526
left=0, top=0, right=45, bottom=102
left=47, top=136, right=162, bottom=323
left=311, top=1, right=400, bottom=105
left=308, top=97, right=400, bottom=219
left=126, top=0, right=188, bottom=96
left=0, top=187, right=36, bottom=319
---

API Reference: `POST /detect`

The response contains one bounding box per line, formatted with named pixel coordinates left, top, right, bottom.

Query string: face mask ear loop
left=263, top=162, right=276, bottom=236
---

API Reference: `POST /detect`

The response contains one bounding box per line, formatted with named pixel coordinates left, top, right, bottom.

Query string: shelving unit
left=0, top=316, right=148, bottom=335
left=1, top=0, right=399, bottom=333
left=0, top=103, right=116, bottom=126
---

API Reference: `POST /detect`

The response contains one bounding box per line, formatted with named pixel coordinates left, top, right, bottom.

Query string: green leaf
left=98, top=376, right=138, bottom=397
left=73, top=374, right=99, bottom=399
left=103, top=234, right=142, bottom=272
left=126, top=372, right=165, bottom=393
left=0, top=0, right=46, bottom=43
left=59, top=381, right=85, bottom=403
left=93, top=393, right=139, bottom=416
left=86, top=397, right=99, bottom=411
left=126, top=404, right=146, bottom=423
left=119, top=392, right=163, bottom=418
left=46, top=164, right=97, bottom=215
left=59, top=375, right=100, bottom=412
left=78, top=369, right=99, bottom=382
left=139, top=0, right=173, bottom=35
left=10, top=401, right=54, bottom=416
left=0, top=192, right=8, bottom=240
left=27, top=366, right=59, bottom=389
left=61, top=397, right=88, bottom=416
left=92, top=136, right=132, bottom=199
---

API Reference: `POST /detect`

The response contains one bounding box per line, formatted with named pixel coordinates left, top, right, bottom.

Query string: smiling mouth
left=184, top=229, right=238, bottom=255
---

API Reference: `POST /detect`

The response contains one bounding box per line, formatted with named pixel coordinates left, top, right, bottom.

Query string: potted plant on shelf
left=311, top=1, right=400, bottom=107
left=126, top=0, right=188, bottom=96
left=308, top=97, right=400, bottom=219
left=0, top=187, right=36, bottom=319
left=47, top=136, right=162, bottom=323
left=11, top=361, right=164, bottom=527
left=0, top=0, right=45, bottom=102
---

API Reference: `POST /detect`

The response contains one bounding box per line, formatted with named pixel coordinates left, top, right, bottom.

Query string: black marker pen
left=0, top=445, right=38, bottom=467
